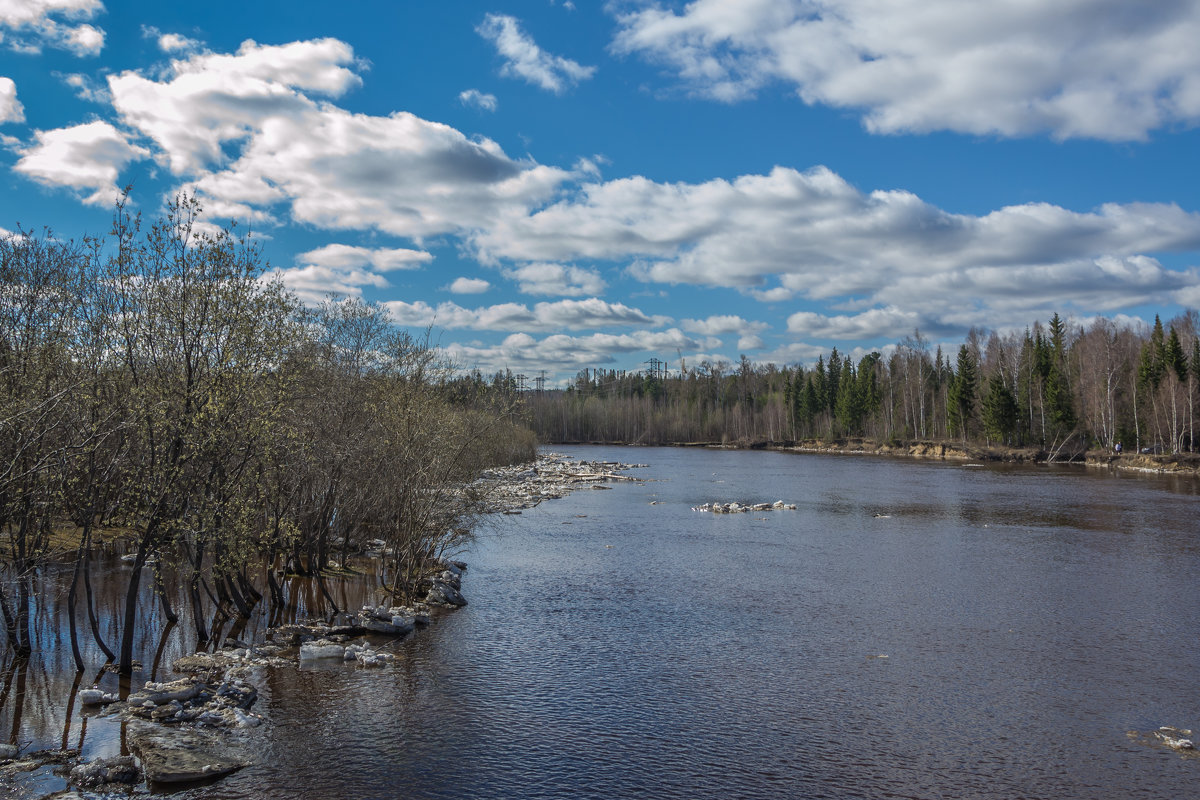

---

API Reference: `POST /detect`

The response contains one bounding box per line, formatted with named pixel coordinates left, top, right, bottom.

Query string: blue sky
left=2, top=1, right=1199, bottom=383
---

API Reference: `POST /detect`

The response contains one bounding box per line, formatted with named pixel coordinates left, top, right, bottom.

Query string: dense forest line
left=520, top=312, right=1200, bottom=459
left=0, top=198, right=535, bottom=672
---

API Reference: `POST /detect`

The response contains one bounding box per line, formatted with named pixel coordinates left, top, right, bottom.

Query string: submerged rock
left=127, top=677, right=205, bottom=707
left=1156, top=727, right=1195, bottom=751
left=68, top=755, right=141, bottom=789
left=128, top=725, right=250, bottom=784
left=299, top=640, right=347, bottom=660
left=425, top=580, right=467, bottom=607
left=692, top=500, right=797, bottom=513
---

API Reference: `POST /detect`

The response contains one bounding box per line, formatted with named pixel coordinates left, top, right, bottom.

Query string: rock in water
left=68, top=755, right=141, bottom=789
left=299, top=640, right=347, bottom=660
left=425, top=580, right=467, bottom=607
left=127, top=724, right=249, bottom=784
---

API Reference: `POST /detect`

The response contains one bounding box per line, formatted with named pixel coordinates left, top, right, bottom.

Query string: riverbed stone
left=425, top=580, right=467, bottom=607
left=299, top=640, right=346, bottom=660
left=68, top=755, right=141, bottom=789
left=128, top=725, right=249, bottom=784
left=127, top=677, right=205, bottom=706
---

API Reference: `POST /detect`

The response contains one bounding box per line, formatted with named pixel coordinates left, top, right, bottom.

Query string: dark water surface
left=6, top=446, right=1200, bottom=799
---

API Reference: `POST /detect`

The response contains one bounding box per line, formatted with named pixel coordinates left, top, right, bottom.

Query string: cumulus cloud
left=261, top=242, right=432, bottom=304
left=1, top=0, right=105, bottom=55
left=681, top=314, right=767, bottom=337
left=108, top=38, right=361, bottom=175
left=158, top=32, right=199, bottom=53
left=612, top=0, right=1200, bottom=140
left=384, top=297, right=670, bottom=332
left=787, top=307, right=926, bottom=340
left=0, top=77, right=23, bottom=123
left=13, top=34, right=1198, bottom=362
left=443, top=328, right=709, bottom=376
left=477, top=14, right=595, bottom=94
left=14, top=120, right=149, bottom=205
left=459, top=88, right=498, bottom=111
left=737, top=334, right=764, bottom=351
left=503, top=262, right=606, bottom=296
left=447, top=277, right=491, bottom=294
left=297, top=243, right=432, bottom=271
left=98, top=38, right=576, bottom=237
left=102, top=38, right=572, bottom=238
left=473, top=165, right=1200, bottom=334
left=265, top=263, right=389, bottom=304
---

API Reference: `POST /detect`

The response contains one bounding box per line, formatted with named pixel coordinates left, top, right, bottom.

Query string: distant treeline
left=520, top=312, right=1200, bottom=457
left=0, top=197, right=535, bottom=672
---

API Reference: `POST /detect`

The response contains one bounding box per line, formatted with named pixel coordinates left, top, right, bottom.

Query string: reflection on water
left=4, top=447, right=1200, bottom=799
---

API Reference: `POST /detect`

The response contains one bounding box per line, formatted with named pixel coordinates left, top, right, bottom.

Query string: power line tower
left=644, top=357, right=665, bottom=381
left=515, top=374, right=528, bottom=392
left=533, top=371, right=546, bottom=393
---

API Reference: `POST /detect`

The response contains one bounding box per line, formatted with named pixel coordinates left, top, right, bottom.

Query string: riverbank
left=779, top=438, right=1200, bottom=476
left=2, top=452, right=648, bottom=798
left=542, top=437, right=1200, bottom=476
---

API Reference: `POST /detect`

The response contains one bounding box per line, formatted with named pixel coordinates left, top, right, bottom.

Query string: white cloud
left=297, top=243, right=432, bottom=271
left=105, top=38, right=573, bottom=238
left=108, top=38, right=361, bottom=175
left=262, top=242, right=432, bottom=304
left=477, top=14, right=595, bottom=94
left=384, top=297, right=670, bottom=332
left=14, top=120, right=149, bottom=205
left=447, top=277, right=491, bottom=294
left=748, top=286, right=794, bottom=303
left=264, top=263, right=388, bottom=304
left=443, top=328, right=708, bottom=375
left=473, top=165, right=1200, bottom=331
left=61, top=20, right=100, bottom=54
left=503, top=262, right=606, bottom=296
left=612, top=0, right=1200, bottom=141
left=787, top=307, right=925, bottom=340
left=681, top=314, right=767, bottom=337
left=140, top=25, right=200, bottom=53
left=55, top=71, right=109, bottom=103
left=158, top=32, right=199, bottom=53
left=459, top=88, right=498, bottom=111
left=0, top=77, right=23, bottom=123
left=737, top=334, right=764, bottom=351
left=0, top=0, right=104, bottom=55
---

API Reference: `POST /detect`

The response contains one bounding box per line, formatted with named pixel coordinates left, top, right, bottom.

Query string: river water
left=5, top=446, right=1200, bottom=799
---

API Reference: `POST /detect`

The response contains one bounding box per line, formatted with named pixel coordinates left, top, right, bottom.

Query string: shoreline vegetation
left=0, top=196, right=542, bottom=673
left=535, top=437, right=1200, bottom=476
left=1, top=453, right=645, bottom=795
left=517, top=310, right=1200, bottom=479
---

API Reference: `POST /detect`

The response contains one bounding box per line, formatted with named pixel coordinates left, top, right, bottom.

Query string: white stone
left=79, top=687, right=106, bottom=705
left=299, top=641, right=346, bottom=660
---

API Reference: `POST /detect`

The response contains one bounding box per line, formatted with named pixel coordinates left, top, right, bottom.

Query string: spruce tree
left=826, top=349, right=841, bottom=414
left=1164, top=327, right=1187, bottom=382
left=981, top=376, right=1017, bottom=444
left=835, top=359, right=860, bottom=434
left=947, top=345, right=978, bottom=441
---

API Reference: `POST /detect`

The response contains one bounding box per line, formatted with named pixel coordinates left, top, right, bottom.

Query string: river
left=4, top=446, right=1200, bottom=798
